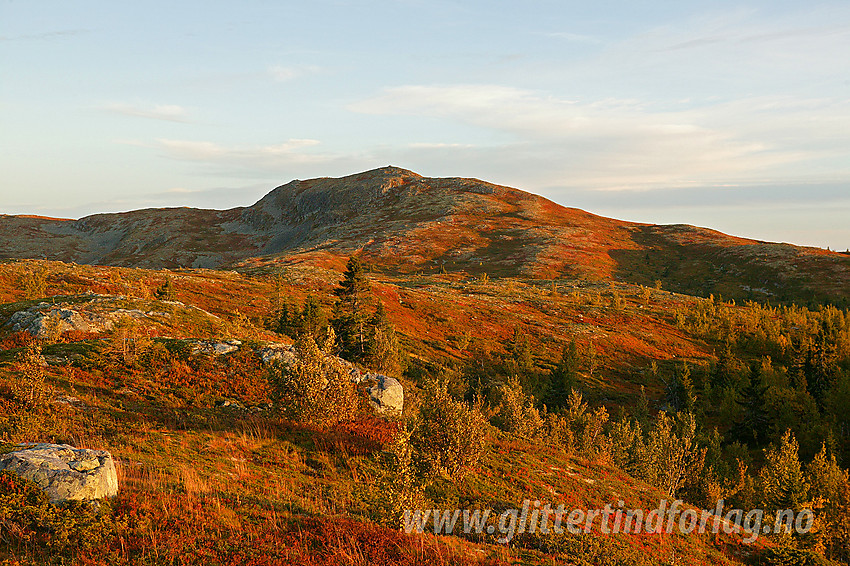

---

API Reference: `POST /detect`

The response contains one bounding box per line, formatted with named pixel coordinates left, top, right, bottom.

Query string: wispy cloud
left=147, top=183, right=273, bottom=209
left=351, top=83, right=850, bottom=192
left=268, top=64, right=321, bottom=82
left=0, top=29, right=89, bottom=42
left=103, top=103, right=192, bottom=123
left=147, top=138, right=366, bottom=179
left=156, top=138, right=321, bottom=161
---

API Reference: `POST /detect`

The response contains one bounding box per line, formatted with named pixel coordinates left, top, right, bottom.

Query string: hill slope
left=2, top=166, right=848, bottom=304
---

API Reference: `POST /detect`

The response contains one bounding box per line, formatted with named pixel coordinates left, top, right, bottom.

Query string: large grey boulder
left=0, top=443, right=119, bottom=504
left=8, top=306, right=116, bottom=337
left=258, top=343, right=297, bottom=365
left=365, top=375, right=404, bottom=415
left=4, top=296, right=175, bottom=339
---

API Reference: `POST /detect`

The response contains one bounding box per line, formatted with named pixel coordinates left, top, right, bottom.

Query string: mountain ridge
left=2, top=166, right=848, bottom=304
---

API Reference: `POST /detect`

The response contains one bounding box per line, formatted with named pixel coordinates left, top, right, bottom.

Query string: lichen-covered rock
left=187, top=339, right=241, bottom=356
left=258, top=343, right=297, bottom=365
left=365, top=374, right=404, bottom=415
left=7, top=305, right=116, bottom=336
left=0, top=443, right=119, bottom=504
left=4, top=295, right=177, bottom=339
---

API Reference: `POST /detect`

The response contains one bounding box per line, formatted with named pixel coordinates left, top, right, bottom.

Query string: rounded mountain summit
left=1, top=166, right=847, bottom=303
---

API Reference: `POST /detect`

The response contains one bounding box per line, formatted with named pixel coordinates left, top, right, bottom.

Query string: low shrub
left=411, top=381, right=488, bottom=480
left=0, top=470, right=122, bottom=553
left=269, top=334, right=361, bottom=427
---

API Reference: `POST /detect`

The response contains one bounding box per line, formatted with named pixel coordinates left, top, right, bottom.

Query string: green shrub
left=491, top=375, right=542, bottom=438
left=412, top=381, right=488, bottom=480
left=269, top=333, right=361, bottom=427
left=0, top=470, right=121, bottom=553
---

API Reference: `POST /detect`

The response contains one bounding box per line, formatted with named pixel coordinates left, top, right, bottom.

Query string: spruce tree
left=710, top=340, right=736, bottom=390
left=299, top=294, right=326, bottom=338
left=331, top=256, right=372, bottom=360
left=731, top=363, right=771, bottom=445
left=508, top=328, right=534, bottom=376
left=546, top=339, right=579, bottom=409
left=807, top=323, right=839, bottom=402
left=274, top=300, right=294, bottom=337
left=663, top=361, right=695, bottom=413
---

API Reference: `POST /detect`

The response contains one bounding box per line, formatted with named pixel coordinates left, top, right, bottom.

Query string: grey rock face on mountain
left=0, top=443, right=119, bottom=503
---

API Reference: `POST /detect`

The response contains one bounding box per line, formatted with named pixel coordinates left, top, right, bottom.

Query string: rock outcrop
left=0, top=443, right=119, bottom=504
left=4, top=295, right=173, bottom=338
left=8, top=304, right=119, bottom=337
left=258, top=343, right=297, bottom=365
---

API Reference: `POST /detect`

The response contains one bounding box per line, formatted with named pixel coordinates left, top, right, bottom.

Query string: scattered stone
left=215, top=398, right=245, bottom=410
left=53, top=395, right=81, bottom=406
left=0, top=443, right=119, bottom=504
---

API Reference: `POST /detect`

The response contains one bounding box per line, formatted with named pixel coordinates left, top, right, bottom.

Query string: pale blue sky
left=2, top=1, right=849, bottom=250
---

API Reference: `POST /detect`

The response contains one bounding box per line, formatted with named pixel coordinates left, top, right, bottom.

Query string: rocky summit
left=1, top=167, right=847, bottom=304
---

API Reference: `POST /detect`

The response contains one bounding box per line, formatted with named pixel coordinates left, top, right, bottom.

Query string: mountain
left=2, top=166, right=848, bottom=304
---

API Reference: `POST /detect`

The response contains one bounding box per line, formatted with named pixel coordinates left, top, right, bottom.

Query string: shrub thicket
left=411, top=381, right=488, bottom=480
left=269, top=332, right=361, bottom=427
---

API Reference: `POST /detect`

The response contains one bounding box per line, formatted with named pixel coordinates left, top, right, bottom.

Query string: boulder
left=188, top=339, right=241, bottom=356
left=5, top=298, right=170, bottom=339
left=365, top=374, right=404, bottom=415
left=8, top=306, right=115, bottom=337
left=258, top=343, right=297, bottom=365
left=0, top=443, right=119, bottom=504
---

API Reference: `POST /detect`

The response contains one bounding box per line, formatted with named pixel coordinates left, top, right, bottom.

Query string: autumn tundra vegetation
left=0, top=255, right=846, bottom=566
left=0, top=170, right=849, bottom=565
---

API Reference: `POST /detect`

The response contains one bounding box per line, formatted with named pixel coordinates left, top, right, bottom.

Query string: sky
left=2, top=1, right=849, bottom=250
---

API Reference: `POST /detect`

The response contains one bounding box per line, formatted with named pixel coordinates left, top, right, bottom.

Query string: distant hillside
left=2, top=166, right=848, bottom=304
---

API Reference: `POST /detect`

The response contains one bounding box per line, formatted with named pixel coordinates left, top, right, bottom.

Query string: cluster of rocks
left=0, top=443, right=118, bottom=504
left=5, top=300, right=404, bottom=416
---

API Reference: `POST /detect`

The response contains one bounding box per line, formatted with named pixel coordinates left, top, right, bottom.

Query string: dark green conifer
left=731, top=363, right=771, bottom=445
left=331, top=256, right=372, bottom=360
